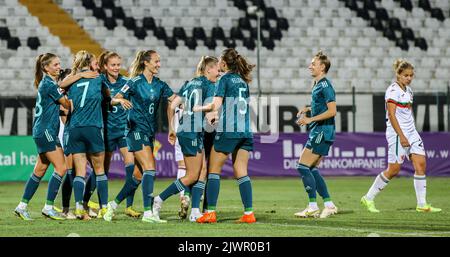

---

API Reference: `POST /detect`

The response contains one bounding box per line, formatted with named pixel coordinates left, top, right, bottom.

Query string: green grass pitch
left=1, top=177, right=450, bottom=237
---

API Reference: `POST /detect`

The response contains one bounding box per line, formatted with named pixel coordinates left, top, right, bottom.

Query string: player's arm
left=192, top=96, right=223, bottom=113
left=386, top=102, right=410, bottom=147
left=167, top=94, right=180, bottom=145
left=298, top=101, right=336, bottom=126
left=111, top=92, right=132, bottom=109
left=58, top=71, right=99, bottom=88
left=58, top=95, right=71, bottom=110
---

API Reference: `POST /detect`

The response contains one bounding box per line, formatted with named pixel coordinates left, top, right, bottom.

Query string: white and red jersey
left=385, top=82, right=416, bottom=135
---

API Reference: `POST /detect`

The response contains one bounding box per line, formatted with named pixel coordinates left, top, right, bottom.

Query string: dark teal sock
left=206, top=174, right=220, bottom=211
left=296, top=163, right=317, bottom=202
left=237, top=176, right=253, bottom=212
left=96, top=173, right=108, bottom=207
left=191, top=181, right=205, bottom=209
left=83, top=172, right=96, bottom=203
left=115, top=175, right=140, bottom=204
left=46, top=172, right=63, bottom=205
left=21, top=173, right=42, bottom=203
left=311, top=167, right=331, bottom=200
left=125, top=164, right=136, bottom=207
left=159, top=179, right=189, bottom=201
left=142, top=170, right=156, bottom=211
left=73, top=176, right=86, bottom=204
left=62, top=169, right=73, bottom=208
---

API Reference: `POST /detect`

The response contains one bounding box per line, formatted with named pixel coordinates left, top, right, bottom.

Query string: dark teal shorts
left=213, top=135, right=253, bottom=154
left=126, top=131, right=153, bottom=152
left=178, top=135, right=204, bottom=156
left=66, top=126, right=105, bottom=154
left=305, top=131, right=333, bottom=156
left=34, top=135, right=62, bottom=154
left=105, top=134, right=128, bottom=152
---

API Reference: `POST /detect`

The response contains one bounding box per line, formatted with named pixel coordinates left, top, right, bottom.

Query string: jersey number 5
left=238, top=87, right=247, bottom=115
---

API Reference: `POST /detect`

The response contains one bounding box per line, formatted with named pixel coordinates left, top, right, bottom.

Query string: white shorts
left=386, top=129, right=425, bottom=164
left=175, top=138, right=184, bottom=162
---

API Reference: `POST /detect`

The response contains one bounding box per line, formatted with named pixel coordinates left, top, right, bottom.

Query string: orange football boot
left=236, top=213, right=256, bottom=223
left=196, top=211, right=217, bottom=223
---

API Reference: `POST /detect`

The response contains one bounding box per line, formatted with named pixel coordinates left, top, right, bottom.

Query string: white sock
left=101, top=205, right=107, bottom=209
left=244, top=211, right=253, bottom=215
left=110, top=201, right=118, bottom=210
left=309, top=202, right=319, bottom=210
left=414, top=175, right=427, bottom=207
left=76, top=202, right=84, bottom=211
left=18, top=202, right=27, bottom=210
left=207, top=209, right=215, bottom=213
left=191, top=208, right=201, bottom=215
left=177, top=168, right=186, bottom=196
left=366, top=172, right=390, bottom=201
left=44, top=204, right=53, bottom=211
left=324, top=201, right=335, bottom=209
left=143, top=210, right=153, bottom=218
left=154, top=196, right=163, bottom=203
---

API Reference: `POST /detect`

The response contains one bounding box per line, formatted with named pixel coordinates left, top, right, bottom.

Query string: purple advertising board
left=108, top=133, right=450, bottom=178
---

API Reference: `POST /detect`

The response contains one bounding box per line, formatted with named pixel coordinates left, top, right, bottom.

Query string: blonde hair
left=314, top=50, right=331, bottom=73
left=34, top=53, right=58, bottom=88
left=195, top=56, right=219, bottom=77
left=129, top=50, right=157, bottom=78
left=220, top=48, right=255, bottom=84
left=98, top=50, right=121, bottom=74
left=393, top=59, right=414, bottom=75
left=70, top=50, right=95, bottom=75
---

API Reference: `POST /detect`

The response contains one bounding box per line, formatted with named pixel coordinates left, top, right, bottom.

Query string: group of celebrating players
left=13, top=46, right=441, bottom=225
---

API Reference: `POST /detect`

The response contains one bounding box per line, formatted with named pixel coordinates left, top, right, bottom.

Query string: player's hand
left=297, top=106, right=311, bottom=117
left=192, top=105, right=202, bottom=112
left=399, top=135, right=410, bottom=147
left=119, top=99, right=133, bottom=109
left=297, top=117, right=313, bottom=126
left=80, top=71, right=99, bottom=79
left=168, top=130, right=176, bottom=146
left=206, top=112, right=218, bottom=125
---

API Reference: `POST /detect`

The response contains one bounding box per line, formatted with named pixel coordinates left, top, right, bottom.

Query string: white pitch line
left=255, top=222, right=450, bottom=237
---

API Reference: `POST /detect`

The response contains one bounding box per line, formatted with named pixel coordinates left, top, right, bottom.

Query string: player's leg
left=196, top=146, right=228, bottom=223
left=190, top=154, right=207, bottom=221
left=120, top=145, right=141, bottom=217
left=232, top=147, right=256, bottom=223
left=153, top=151, right=202, bottom=220
left=310, top=156, right=338, bottom=218
left=72, top=152, right=90, bottom=220
left=61, top=153, right=76, bottom=218
left=411, top=153, right=441, bottom=212
left=88, top=151, right=108, bottom=218
left=14, top=153, right=49, bottom=220
left=41, top=146, right=67, bottom=220
left=295, top=147, right=321, bottom=218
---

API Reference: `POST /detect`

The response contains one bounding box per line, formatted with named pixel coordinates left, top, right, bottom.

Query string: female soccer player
left=193, top=48, right=256, bottom=224
left=64, top=50, right=110, bottom=220
left=173, top=105, right=189, bottom=218
left=295, top=51, right=338, bottom=219
left=14, top=53, right=70, bottom=220
left=152, top=56, right=220, bottom=222
left=93, top=50, right=142, bottom=218
left=361, top=59, right=441, bottom=213
left=104, top=50, right=177, bottom=223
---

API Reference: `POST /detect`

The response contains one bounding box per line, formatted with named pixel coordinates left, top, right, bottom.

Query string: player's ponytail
left=220, top=48, right=255, bottom=84
left=34, top=53, right=57, bottom=89
left=195, top=55, right=218, bottom=77
left=98, top=50, right=121, bottom=74
left=129, top=50, right=156, bottom=78
left=70, top=50, right=94, bottom=76
left=393, top=59, right=414, bottom=75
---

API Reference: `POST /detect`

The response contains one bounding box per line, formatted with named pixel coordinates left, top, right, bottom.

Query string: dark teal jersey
left=215, top=72, right=252, bottom=138
left=177, top=76, right=215, bottom=139
left=309, top=77, right=336, bottom=142
left=67, top=76, right=106, bottom=129
left=119, top=74, right=173, bottom=137
left=32, top=75, right=64, bottom=139
left=101, top=74, right=128, bottom=138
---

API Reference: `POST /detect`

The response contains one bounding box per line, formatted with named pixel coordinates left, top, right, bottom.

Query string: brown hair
left=129, top=50, right=157, bottom=78
left=314, top=50, right=331, bottom=73
left=195, top=56, right=219, bottom=77
left=70, top=50, right=95, bottom=76
left=393, top=59, right=414, bottom=75
left=34, top=53, right=58, bottom=88
left=98, top=50, right=121, bottom=74
left=220, top=48, right=255, bottom=84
